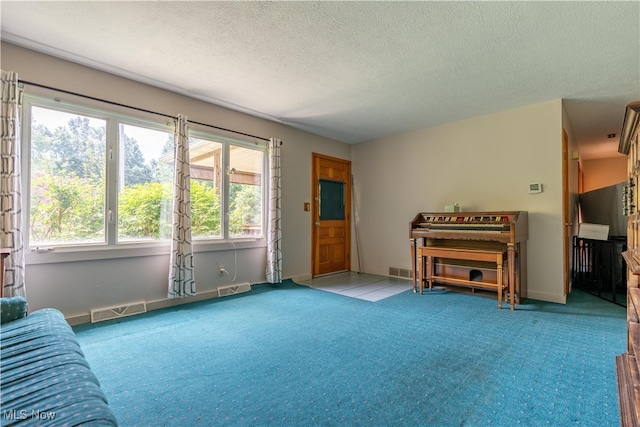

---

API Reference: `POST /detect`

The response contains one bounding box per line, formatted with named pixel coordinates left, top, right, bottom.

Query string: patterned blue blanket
left=1, top=300, right=117, bottom=426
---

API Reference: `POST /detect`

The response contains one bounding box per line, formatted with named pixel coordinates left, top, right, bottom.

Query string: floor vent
left=388, top=267, right=413, bottom=279
left=218, top=283, right=251, bottom=297
left=90, top=301, right=147, bottom=323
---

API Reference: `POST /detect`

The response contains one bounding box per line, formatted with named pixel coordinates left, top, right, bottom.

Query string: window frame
left=21, top=94, right=267, bottom=265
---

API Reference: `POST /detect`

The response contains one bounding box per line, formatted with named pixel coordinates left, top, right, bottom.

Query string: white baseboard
left=524, top=291, right=567, bottom=305
left=290, top=273, right=312, bottom=282
left=65, top=286, right=244, bottom=326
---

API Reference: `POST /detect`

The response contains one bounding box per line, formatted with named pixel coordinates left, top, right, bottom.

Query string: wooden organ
left=410, top=211, right=528, bottom=308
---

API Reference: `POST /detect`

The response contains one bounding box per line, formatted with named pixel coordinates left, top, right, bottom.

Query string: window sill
left=25, top=239, right=267, bottom=265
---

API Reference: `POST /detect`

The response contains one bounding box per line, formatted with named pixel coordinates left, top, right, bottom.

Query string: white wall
left=2, top=42, right=351, bottom=320
left=351, top=100, right=567, bottom=303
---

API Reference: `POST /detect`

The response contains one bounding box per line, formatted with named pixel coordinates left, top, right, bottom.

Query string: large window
left=24, top=97, right=265, bottom=250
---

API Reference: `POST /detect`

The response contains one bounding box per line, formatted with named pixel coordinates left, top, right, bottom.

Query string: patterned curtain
left=266, top=138, right=282, bottom=283
left=0, top=70, right=26, bottom=298
left=168, top=114, right=196, bottom=298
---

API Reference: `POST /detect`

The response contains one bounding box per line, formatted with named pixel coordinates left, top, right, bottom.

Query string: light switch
left=304, top=202, right=310, bottom=211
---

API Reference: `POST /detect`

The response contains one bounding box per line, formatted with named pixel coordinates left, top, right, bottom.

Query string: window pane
left=229, top=145, right=263, bottom=238
left=319, top=179, right=345, bottom=220
left=189, top=137, right=222, bottom=239
left=29, top=106, right=107, bottom=246
left=118, top=124, right=174, bottom=242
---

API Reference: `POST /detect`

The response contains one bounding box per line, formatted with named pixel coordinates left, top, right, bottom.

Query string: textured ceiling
left=1, top=1, right=639, bottom=159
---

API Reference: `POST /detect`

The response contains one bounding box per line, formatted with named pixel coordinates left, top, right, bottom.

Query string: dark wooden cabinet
left=616, top=101, right=640, bottom=426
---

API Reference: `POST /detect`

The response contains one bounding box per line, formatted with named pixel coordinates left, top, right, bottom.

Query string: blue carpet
left=73, top=280, right=626, bottom=426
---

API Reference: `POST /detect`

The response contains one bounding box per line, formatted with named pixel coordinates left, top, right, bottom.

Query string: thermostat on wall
left=528, top=182, right=543, bottom=194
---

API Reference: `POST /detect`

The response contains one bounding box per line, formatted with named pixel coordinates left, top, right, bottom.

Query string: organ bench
left=418, top=246, right=513, bottom=309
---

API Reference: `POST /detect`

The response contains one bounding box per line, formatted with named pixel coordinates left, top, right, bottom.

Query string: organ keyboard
left=410, top=211, right=528, bottom=304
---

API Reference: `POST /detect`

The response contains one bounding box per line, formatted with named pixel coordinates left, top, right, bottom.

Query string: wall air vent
left=90, top=301, right=147, bottom=323
left=388, top=267, right=413, bottom=279
left=218, top=283, right=251, bottom=297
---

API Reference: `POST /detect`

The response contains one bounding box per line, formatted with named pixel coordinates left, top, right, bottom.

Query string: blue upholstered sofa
left=0, top=297, right=118, bottom=426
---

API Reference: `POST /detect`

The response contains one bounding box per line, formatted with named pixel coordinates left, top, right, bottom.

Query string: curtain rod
left=18, top=79, right=270, bottom=142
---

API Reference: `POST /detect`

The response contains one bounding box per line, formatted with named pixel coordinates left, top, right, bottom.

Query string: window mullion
left=105, top=119, right=119, bottom=245
left=221, top=143, right=230, bottom=240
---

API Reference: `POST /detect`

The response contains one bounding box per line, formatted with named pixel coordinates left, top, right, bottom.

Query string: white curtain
left=168, top=114, right=196, bottom=298
left=266, top=137, right=282, bottom=283
left=0, top=70, right=26, bottom=298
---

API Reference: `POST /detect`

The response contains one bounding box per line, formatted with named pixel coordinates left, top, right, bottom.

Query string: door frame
left=562, top=128, right=571, bottom=295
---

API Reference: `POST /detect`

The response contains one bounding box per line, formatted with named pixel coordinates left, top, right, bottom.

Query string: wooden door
left=312, top=153, right=351, bottom=276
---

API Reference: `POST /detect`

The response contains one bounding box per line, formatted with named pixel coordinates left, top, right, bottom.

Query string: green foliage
left=30, top=172, right=105, bottom=245
left=190, top=180, right=221, bottom=237
left=118, top=180, right=223, bottom=240
left=29, top=116, right=107, bottom=245
left=31, top=118, right=106, bottom=184
left=229, top=183, right=261, bottom=236
left=118, top=182, right=173, bottom=240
